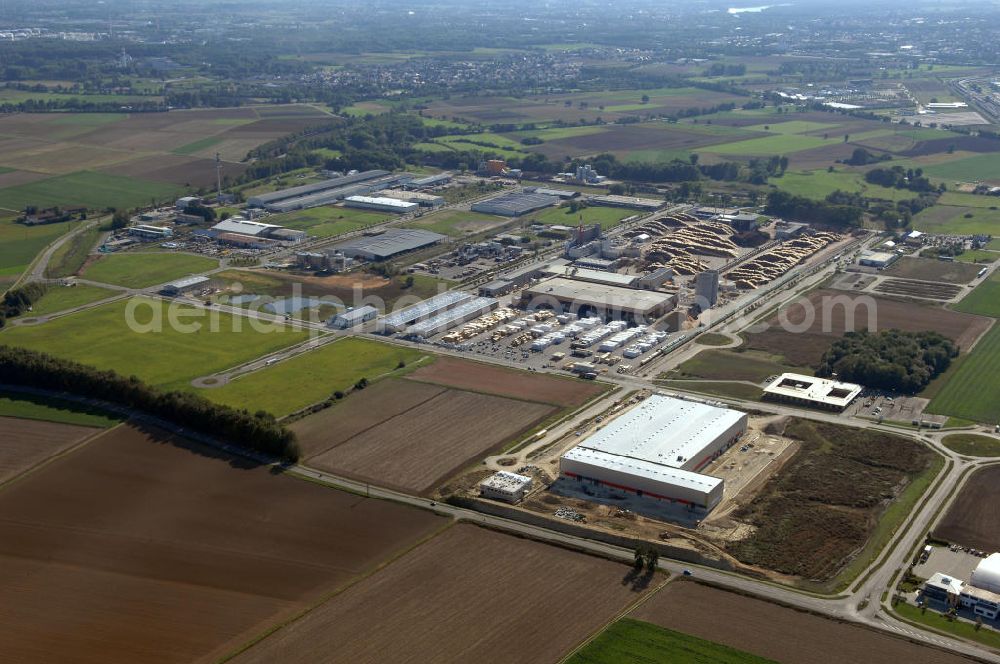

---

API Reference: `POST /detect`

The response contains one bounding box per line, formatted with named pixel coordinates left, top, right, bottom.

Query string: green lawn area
left=706, top=133, right=840, bottom=156
left=956, top=249, right=997, bottom=264
left=938, top=192, right=1000, bottom=208
left=774, top=169, right=913, bottom=201
left=922, top=153, right=1000, bottom=183
left=660, top=380, right=764, bottom=401
left=954, top=269, right=1000, bottom=317
left=567, top=618, right=777, bottom=664
left=517, top=126, right=607, bottom=141
left=198, top=337, right=428, bottom=417
left=0, top=297, right=309, bottom=392
left=44, top=222, right=102, bottom=279
left=695, top=333, right=734, bottom=346
left=895, top=603, right=1000, bottom=651
left=81, top=252, right=218, bottom=289
left=0, top=216, right=76, bottom=277
left=404, top=208, right=506, bottom=236
left=942, top=433, right=1000, bottom=457
left=437, top=132, right=526, bottom=151
left=172, top=135, right=225, bottom=155
left=26, top=284, right=117, bottom=316
left=927, top=325, right=1000, bottom=424
left=0, top=171, right=185, bottom=211
left=0, top=390, right=122, bottom=428
left=670, top=349, right=806, bottom=383
left=268, top=206, right=390, bottom=238
left=527, top=204, right=636, bottom=230
left=622, top=148, right=692, bottom=164
left=913, top=205, right=1000, bottom=236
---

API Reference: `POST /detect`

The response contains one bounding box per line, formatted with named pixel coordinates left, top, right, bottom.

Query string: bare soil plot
left=100, top=154, right=244, bottom=187
left=0, top=416, right=97, bottom=485
left=233, top=524, right=648, bottom=664
left=874, top=278, right=963, bottom=300
left=745, top=288, right=991, bottom=366
left=407, top=355, right=605, bottom=407
left=934, top=465, right=1000, bottom=552
left=633, top=581, right=973, bottom=664
left=531, top=124, right=754, bottom=160
left=904, top=135, right=1000, bottom=157
left=0, top=423, right=444, bottom=664
left=292, top=378, right=447, bottom=458
left=308, top=387, right=555, bottom=494
left=886, top=257, right=982, bottom=284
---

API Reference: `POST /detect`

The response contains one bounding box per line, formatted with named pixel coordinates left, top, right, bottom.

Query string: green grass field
left=927, top=325, right=1000, bottom=424
left=942, top=433, right=1000, bottom=457
left=26, top=284, right=118, bottom=317
left=0, top=390, right=121, bottom=428
left=744, top=120, right=841, bottom=134
left=198, top=337, right=427, bottom=416
left=0, top=297, right=309, bottom=392
left=922, top=153, right=1000, bottom=183
left=913, top=205, right=1000, bottom=236
left=0, top=216, right=76, bottom=277
left=44, top=222, right=102, bottom=279
left=694, top=333, right=734, bottom=346
left=567, top=619, right=777, bottom=664
left=954, top=270, right=1000, bottom=317
left=660, top=380, right=764, bottom=401
left=269, top=206, right=390, bottom=238
left=956, top=249, right=997, bottom=264
left=671, top=349, right=806, bottom=383
left=172, top=135, right=225, bottom=155
left=527, top=204, right=636, bottom=230
left=0, top=171, right=185, bottom=211
left=81, top=252, right=218, bottom=289
left=405, top=208, right=506, bottom=236
left=895, top=603, right=1000, bottom=651
left=774, top=169, right=913, bottom=201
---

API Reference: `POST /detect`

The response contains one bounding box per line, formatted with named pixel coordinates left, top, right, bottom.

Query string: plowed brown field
left=307, top=384, right=555, bottom=493
left=0, top=423, right=444, bottom=664
left=934, top=465, right=1000, bottom=552
left=407, top=355, right=605, bottom=407
left=233, top=524, right=649, bottom=664
left=0, top=416, right=97, bottom=484
left=633, top=582, right=974, bottom=664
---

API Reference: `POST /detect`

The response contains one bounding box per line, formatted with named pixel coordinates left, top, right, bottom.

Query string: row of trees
left=0, top=346, right=300, bottom=461
left=817, top=330, right=958, bottom=394
left=864, top=165, right=942, bottom=193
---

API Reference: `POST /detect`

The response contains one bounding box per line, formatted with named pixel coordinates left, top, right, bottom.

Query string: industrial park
left=5, top=1, right=1000, bottom=662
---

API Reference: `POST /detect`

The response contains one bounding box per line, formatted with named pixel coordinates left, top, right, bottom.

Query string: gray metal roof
left=335, top=228, right=446, bottom=260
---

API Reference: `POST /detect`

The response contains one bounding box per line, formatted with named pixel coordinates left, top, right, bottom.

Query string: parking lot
left=914, top=545, right=985, bottom=584
left=416, top=306, right=688, bottom=375
left=843, top=389, right=946, bottom=427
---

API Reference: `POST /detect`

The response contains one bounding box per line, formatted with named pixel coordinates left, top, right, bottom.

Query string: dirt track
left=633, top=581, right=975, bottom=664
left=0, top=423, right=444, bottom=664
left=233, top=524, right=649, bottom=664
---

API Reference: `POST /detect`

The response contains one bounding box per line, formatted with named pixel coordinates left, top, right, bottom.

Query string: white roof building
left=763, top=373, right=862, bottom=411
left=576, top=394, right=747, bottom=472
left=211, top=218, right=281, bottom=237
left=972, top=554, right=1000, bottom=594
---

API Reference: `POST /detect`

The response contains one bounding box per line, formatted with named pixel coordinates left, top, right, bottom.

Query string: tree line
left=0, top=346, right=300, bottom=461
left=0, top=282, right=47, bottom=328
left=764, top=190, right=864, bottom=228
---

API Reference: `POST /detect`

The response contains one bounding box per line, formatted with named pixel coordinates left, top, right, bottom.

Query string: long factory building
left=560, top=395, right=747, bottom=511
left=246, top=170, right=419, bottom=213
left=519, top=276, right=677, bottom=322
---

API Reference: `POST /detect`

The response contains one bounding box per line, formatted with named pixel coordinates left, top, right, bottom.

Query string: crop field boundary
left=218, top=518, right=457, bottom=663
left=0, top=417, right=123, bottom=492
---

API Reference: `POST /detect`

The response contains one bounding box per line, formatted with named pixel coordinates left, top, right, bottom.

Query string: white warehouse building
left=559, top=395, right=747, bottom=511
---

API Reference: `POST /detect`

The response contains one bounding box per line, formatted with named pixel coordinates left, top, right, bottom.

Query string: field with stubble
left=0, top=423, right=445, bottom=664
left=232, top=524, right=649, bottom=664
